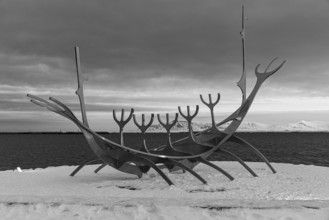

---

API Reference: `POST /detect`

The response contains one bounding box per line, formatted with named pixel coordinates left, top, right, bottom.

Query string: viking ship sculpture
left=27, top=5, right=285, bottom=185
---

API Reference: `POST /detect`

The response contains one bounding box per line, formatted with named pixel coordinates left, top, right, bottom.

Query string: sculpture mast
left=237, top=2, right=247, bottom=103
left=74, top=47, right=89, bottom=127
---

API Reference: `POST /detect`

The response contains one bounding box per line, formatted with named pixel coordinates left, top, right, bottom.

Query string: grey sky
left=0, top=0, right=329, bottom=131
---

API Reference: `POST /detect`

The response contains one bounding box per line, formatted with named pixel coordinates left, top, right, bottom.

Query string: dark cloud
left=1, top=0, right=328, bottom=87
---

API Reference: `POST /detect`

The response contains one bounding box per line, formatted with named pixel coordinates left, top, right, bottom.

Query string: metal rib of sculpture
left=27, top=5, right=285, bottom=185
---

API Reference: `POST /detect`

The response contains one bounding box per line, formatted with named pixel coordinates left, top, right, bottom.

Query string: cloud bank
left=0, top=0, right=328, bottom=130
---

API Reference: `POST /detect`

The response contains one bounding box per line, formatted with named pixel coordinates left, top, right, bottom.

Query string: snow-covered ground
left=1, top=162, right=329, bottom=219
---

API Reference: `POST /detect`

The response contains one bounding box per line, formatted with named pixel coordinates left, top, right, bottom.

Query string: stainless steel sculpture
left=27, top=5, right=285, bottom=185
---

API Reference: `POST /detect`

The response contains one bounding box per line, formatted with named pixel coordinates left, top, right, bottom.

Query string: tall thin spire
left=237, top=2, right=247, bottom=103
left=74, top=47, right=89, bottom=127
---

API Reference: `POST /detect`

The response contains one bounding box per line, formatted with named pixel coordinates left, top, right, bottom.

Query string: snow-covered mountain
left=274, top=120, right=329, bottom=132
left=146, top=120, right=329, bottom=132
left=147, top=121, right=210, bottom=132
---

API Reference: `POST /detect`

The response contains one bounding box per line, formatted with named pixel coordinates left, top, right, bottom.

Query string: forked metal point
left=94, top=108, right=135, bottom=174
left=133, top=114, right=154, bottom=152
left=113, top=108, right=134, bottom=136
left=157, top=113, right=179, bottom=150
left=200, top=93, right=220, bottom=132
left=178, top=105, right=199, bottom=139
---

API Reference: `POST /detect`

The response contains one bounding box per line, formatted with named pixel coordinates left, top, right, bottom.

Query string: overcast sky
left=0, top=0, right=329, bottom=131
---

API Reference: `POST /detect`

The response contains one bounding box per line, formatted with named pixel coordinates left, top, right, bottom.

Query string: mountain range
left=146, top=120, right=329, bottom=132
